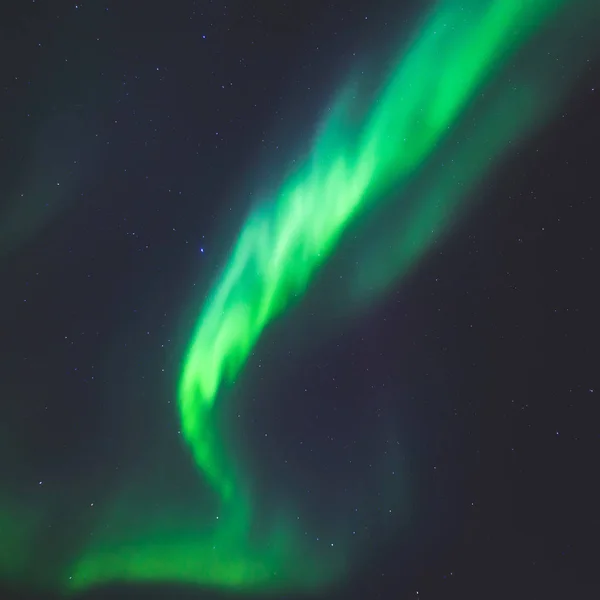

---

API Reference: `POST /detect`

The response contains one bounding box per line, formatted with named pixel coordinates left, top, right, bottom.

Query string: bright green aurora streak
left=58, top=0, right=598, bottom=596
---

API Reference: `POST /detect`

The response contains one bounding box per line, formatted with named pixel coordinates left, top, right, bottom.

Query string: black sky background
left=1, top=1, right=599, bottom=599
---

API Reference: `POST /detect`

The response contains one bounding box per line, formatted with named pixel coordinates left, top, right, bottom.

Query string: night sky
left=1, top=1, right=599, bottom=600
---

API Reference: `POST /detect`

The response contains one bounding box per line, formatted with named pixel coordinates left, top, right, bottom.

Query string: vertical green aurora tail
left=63, top=0, right=599, bottom=595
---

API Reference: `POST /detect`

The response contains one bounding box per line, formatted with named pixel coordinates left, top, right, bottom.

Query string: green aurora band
left=177, top=0, right=597, bottom=507
left=2, top=0, right=597, bottom=596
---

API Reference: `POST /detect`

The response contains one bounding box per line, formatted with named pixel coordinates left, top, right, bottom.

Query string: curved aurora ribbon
left=178, top=0, right=580, bottom=498
left=63, top=0, right=598, bottom=595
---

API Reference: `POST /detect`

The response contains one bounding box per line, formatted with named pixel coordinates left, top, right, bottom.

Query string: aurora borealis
left=176, top=0, right=586, bottom=501
left=2, top=0, right=599, bottom=598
